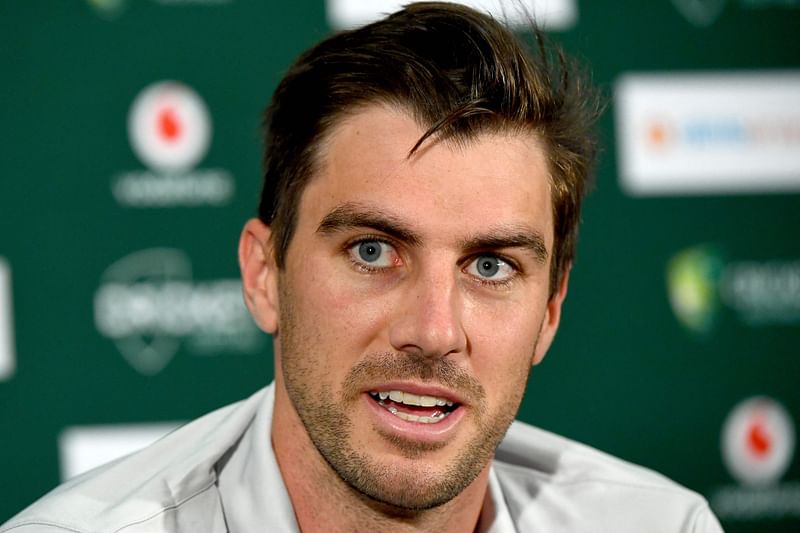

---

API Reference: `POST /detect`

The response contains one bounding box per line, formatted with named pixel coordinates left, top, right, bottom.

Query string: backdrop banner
left=2, top=2, right=798, bottom=531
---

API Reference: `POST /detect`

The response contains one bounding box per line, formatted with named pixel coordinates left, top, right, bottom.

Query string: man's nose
left=388, top=267, right=468, bottom=359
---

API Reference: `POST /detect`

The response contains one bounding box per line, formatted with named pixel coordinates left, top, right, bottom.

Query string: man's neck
left=270, top=381, right=490, bottom=533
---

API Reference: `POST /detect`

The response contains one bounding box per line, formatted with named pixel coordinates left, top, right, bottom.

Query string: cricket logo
left=672, top=0, right=727, bottom=27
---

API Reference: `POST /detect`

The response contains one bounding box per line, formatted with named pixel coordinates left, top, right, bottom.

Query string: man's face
left=253, top=105, right=566, bottom=510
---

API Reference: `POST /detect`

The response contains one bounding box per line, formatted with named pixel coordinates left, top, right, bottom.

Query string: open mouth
left=368, top=390, right=460, bottom=424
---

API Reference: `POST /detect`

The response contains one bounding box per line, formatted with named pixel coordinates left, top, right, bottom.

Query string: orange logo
left=646, top=119, right=673, bottom=149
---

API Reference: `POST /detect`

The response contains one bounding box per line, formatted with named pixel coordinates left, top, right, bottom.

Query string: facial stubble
left=276, top=279, right=533, bottom=511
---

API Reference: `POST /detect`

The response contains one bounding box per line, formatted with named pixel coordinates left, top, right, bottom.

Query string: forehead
left=299, top=105, right=553, bottom=244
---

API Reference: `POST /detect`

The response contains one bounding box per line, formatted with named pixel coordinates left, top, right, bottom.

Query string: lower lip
left=363, top=393, right=466, bottom=444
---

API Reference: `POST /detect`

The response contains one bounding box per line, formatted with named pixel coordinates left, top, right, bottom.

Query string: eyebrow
left=317, top=202, right=548, bottom=264
left=458, top=229, right=549, bottom=265
left=317, top=203, right=423, bottom=246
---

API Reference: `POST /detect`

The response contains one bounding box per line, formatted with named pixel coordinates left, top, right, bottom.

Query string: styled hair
left=259, top=1, right=601, bottom=296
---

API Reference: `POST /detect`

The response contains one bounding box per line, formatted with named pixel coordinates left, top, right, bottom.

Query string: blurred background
left=1, top=1, right=798, bottom=530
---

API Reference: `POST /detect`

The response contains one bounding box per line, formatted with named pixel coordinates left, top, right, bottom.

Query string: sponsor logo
left=667, top=245, right=800, bottom=334
left=86, top=0, right=127, bottom=19
left=666, top=245, right=724, bottom=335
left=721, top=260, right=800, bottom=325
left=615, top=72, right=800, bottom=196
left=59, top=422, right=181, bottom=480
left=672, top=0, right=727, bottom=27
left=0, top=258, right=16, bottom=381
left=129, top=80, right=210, bottom=172
left=673, top=0, right=800, bottom=27
left=94, top=248, right=264, bottom=375
left=722, top=397, right=795, bottom=487
left=326, top=0, right=578, bottom=30
left=87, top=0, right=232, bottom=18
left=113, top=81, right=234, bottom=207
left=154, top=0, right=232, bottom=4
left=711, top=397, right=800, bottom=520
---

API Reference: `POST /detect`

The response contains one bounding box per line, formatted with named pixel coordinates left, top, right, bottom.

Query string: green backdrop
left=2, top=2, right=798, bottom=531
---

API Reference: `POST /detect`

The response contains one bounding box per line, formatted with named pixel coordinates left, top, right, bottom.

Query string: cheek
left=464, top=299, right=543, bottom=390
left=287, top=258, right=390, bottom=347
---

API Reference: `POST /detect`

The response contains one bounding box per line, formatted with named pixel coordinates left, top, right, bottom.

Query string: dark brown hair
left=259, top=2, right=601, bottom=296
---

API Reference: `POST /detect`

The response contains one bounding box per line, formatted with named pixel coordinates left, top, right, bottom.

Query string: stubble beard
left=277, top=283, right=532, bottom=512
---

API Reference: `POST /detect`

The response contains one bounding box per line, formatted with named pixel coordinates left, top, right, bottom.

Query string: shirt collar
left=478, top=466, right=515, bottom=533
left=216, top=383, right=300, bottom=533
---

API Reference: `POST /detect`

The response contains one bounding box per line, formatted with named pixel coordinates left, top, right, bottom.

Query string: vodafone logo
left=115, top=81, right=232, bottom=207
left=128, top=81, right=211, bottom=173
left=722, top=396, right=795, bottom=487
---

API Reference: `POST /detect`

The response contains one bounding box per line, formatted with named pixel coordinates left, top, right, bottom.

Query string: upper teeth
left=371, top=390, right=454, bottom=407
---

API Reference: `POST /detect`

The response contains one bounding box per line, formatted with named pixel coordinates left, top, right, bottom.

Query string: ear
left=531, top=266, right=570, bottom=366
left=238, top=218, right=280, bottom=334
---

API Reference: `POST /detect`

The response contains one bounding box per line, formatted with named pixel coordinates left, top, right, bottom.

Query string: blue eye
left=348, top=240, right=396, bottom=269
left=466, top=255, right=515, bottom=282
left=476, top=256, right=500, bottom=277
left=358, top=241, right=383, bottom=263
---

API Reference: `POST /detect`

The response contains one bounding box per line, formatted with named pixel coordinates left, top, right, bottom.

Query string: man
left=3, top=3, right=723, bottom=532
